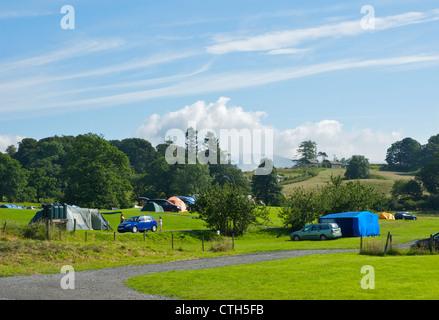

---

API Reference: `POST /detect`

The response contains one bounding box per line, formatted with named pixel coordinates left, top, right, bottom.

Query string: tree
left=0, top=152, right=29, bottom=202
left=13, top=138, right=38, bottom=168
left=385, top=137, right=421, bottom=171
left=297, top=140, right=317, bottom=163
left=63, top=133, right=133, bottom=208
left=419, top=134, right=439, bottom=168
left=345, top=155, right=370, bottom=180
left=195, top=183, right=268, bottom=236
left=110, top=138, right=158, bottom=174
left=251, top=158, right=284, bottom=206
left=279, top=187, right=319, bottom=231
left=279, top=175, right=385, bottom=230
left=5, top=145, right=17, bottom=156
left=391, top=179, right=423, bottom=201
left=417, top=156, right=439, bottom=195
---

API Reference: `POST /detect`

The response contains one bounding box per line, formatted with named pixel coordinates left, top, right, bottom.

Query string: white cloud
left=275, top=120, right=401, bottom=163
left=266, top=48, right=311, bottom=55
left=136, top=97, right=267, bottom=146
left=0, top=135, right=25, bottom=153
left=206, top=9, right=439, bottom=54
left=136, top=98, right=400, bottom=163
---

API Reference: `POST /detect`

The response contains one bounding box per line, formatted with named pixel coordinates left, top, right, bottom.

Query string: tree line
left=0, top=132, right=284, bottom=209
left=384, top=133, right=439, bottom=211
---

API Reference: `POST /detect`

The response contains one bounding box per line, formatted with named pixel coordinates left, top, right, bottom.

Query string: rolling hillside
left=280, top=167, right=416, bottom=197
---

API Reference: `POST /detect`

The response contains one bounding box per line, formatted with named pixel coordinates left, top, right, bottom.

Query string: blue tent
left=319, top=211, right=380, bottom=238
left=0, top=204, right=25, bottom=209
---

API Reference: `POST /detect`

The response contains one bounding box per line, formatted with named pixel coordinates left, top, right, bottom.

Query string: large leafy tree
left=417, top=154, right=439, bottom=195
left=345, top=155, right=370, bottom=180
left=251, top=158, right=284, bottom=206
left=0, top=153, right=29, bottom=202
left=195, top=183, right=268, bottom=236
left=385, top=137, right=421, bottom=171
left=63, top=133, right=133, bottom=208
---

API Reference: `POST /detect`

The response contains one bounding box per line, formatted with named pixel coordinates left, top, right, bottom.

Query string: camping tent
left=141, top=202, right=164, bottom=213
left=379, top=212, right=395, bottom=220
left=29, top=205, right=111, bottom=231
left=319, top=211, right=380, bottom=238
left=0, top=204, right=25, bottom=209
left=168, top=196, right=187, bottom=212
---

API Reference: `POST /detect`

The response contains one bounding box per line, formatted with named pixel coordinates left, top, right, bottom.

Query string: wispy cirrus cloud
left=0, top=38, right=126, bottom=73
left=206, top=9, right=439, bottom=54
left=0, top=10, right=55, bottom=20
left=6, top=53, right=436, bottom=114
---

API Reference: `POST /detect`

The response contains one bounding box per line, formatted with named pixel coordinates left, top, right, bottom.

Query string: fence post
left=46, top=219, right=50, bottom=240
left=360, top=235, right=363, bottom=251
left=430, top=234, right=434, bottom=253
left=232, top=233, right=235, bottom=250
left=73, top=219, right=77, bottom=233
left=85, top=231, right=88, bottom=242
left=114, top=232, right=116, bottom=243
left=2, top=221, right=6, bottom=234
left=143, top=231, right=146, bottom=243
left=202, top=235, right=204, bottom=251
left=384, top=231, right=391, bottom=256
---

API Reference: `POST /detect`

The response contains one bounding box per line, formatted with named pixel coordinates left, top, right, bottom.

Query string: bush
left=210, top=237, right=233, bottom=252
left=20, top=223, right=47, bottom=240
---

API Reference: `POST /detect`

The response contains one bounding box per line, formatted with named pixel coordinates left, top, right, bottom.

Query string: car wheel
left=151, top=225, right=157, bottom=232
left=132, top=226, right=138, bottom=233
left=292, top=235, right=300, bottom=241
left=320, top=234, right=327, bottom=241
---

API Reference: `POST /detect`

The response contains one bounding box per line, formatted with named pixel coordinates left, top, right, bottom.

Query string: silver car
left=290, top=223, right=342, bottom=241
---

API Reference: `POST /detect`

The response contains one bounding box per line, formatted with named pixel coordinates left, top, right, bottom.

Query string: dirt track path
left=0, top=249, right=356, bottom=300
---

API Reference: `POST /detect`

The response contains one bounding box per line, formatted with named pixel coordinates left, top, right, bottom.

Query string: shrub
left=210, top=237, right=233, bottom=252
left=20, top=223, right=47, bottom=240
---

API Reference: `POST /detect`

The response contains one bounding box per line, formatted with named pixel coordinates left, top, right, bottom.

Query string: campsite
left=1, top=164, right=439, bottom=300
left=1, top=197, right=439, bottom=300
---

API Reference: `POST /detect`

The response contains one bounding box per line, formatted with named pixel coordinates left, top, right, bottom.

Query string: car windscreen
left=126, top=217, right=138, bottom=222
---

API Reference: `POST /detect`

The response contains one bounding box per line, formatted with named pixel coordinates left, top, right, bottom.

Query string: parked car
left=395, top=212, right=417, bottom=220
left=414, top=232, right=439, bottom=249
left=290, top=223, right=342, bottom=241
left=139, top=197, right=181, bottom=212
left=150, top=199, right=181, bottom=212
left=118, top=215, right=158, bottom=233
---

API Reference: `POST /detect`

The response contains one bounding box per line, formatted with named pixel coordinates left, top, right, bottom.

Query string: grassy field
left=126, top=252, right=439, bottom=300
left=281, top=168, right=415, bottom=197
left=1, top=205, right=438, bottom=279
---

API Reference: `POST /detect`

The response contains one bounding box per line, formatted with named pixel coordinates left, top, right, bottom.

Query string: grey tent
left=141, top=202, right=164, bottom=213
left=30, top=205, right=111, bottom=231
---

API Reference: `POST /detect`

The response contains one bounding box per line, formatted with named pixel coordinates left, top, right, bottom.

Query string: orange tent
left=168, top=197, right=187, bottom=212
left=379, top=212, right=395, bottom=220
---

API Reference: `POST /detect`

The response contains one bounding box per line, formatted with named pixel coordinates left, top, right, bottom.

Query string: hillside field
left=280, top=167, right=415, bottom=197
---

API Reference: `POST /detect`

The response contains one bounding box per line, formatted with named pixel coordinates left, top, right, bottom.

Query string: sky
left=1, top=0, right=439, bottom=164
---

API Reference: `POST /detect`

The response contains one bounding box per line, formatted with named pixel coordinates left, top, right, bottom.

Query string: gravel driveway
left=0, top=249, right=356, bottom=300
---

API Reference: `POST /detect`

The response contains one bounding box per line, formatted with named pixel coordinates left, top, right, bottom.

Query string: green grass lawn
left=126, top=252, right=439, bottom=300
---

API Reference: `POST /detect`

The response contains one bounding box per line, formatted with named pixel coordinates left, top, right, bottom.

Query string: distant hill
left=236, top=154, right=293, bottom=172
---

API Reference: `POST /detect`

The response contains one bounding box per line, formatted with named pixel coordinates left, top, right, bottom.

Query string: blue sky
left=1, top=0, right=439, bottom=162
